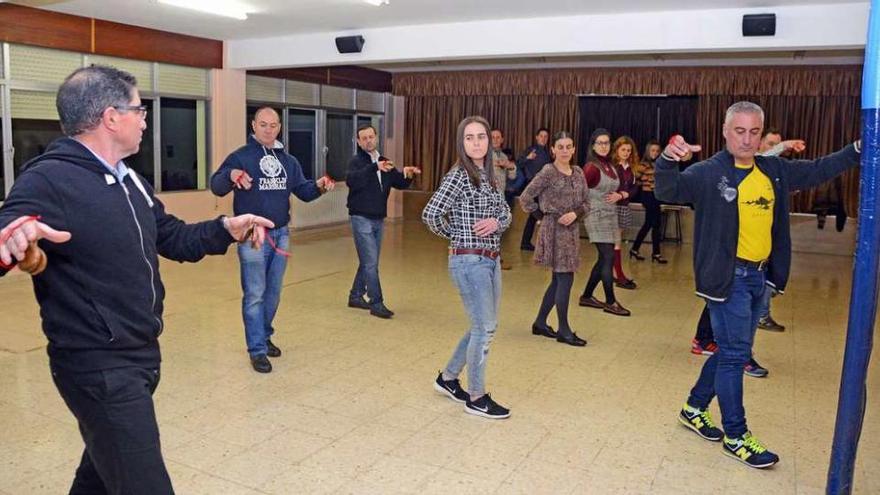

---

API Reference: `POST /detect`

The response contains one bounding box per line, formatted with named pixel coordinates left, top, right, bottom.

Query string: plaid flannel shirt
left=421, top=166, right=512, bottom=251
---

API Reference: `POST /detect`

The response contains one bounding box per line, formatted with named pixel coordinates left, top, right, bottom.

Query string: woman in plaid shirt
left=422, top=116, right=513, bottom=419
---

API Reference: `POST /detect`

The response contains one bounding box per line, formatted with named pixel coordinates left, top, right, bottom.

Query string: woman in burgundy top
left=578, top=129, right=630, bottom=317
left=611, top=136, right=640, bottom=290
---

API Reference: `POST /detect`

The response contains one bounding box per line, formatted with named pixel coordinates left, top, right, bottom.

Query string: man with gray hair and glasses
left=0, top=65, right=273, bottom=494
left=656, top=100, right=861, bottom=469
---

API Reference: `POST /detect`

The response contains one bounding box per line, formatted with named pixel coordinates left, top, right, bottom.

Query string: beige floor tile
left=2, top=221, right=880, bottom=494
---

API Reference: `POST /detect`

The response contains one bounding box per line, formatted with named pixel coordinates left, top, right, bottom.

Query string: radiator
left=290, top=184, right=350, bottom=229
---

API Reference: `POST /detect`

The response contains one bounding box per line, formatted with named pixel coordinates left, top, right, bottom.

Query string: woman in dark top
left=422, top=115, right=513, bottom=420
left=520, top=131, right=590, bottom=347
left=631, top=139, right=668, bottom=263
left=578, top=129, right=630, bottom=317
left=611, top=136, right=640, bottom=289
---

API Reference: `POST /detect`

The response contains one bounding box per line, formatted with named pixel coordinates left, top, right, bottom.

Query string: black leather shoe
left=370, top=303, right=394, bottom=319
left=348, top=297, right=370, bottom=310
left=556, top=332, right=587, bottom=347
left=652, top=254, right=668, bottom=264
left=614, top=278, right=637, bottom=290
left=250, top=354, right=272, bottom=373
left=629, top=249, right=645, bottom=261
left=579, top=295, right=605, bottom=309
left=266, top=339, right=281, bottom=358
left=531, top=323, right=557, bottom=339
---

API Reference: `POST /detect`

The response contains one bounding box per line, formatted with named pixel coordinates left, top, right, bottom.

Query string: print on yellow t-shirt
left=736, top=165, right=774, bottom=261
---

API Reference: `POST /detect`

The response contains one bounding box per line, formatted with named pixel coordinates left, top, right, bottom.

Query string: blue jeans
left=444, top=254, right=502, bottom=396
left=238, top=227, right=289, bottom=357
left=349, top=215, right=384, bottom=307
left=758, top=284, right=772, bottom=319
left=688, top=263, right=765, bottom=438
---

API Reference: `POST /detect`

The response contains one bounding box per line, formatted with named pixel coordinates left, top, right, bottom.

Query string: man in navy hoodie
left=345, top=124, right=419, bottom=318
left=0, top=65, right=273, bottom=494
left=211, top=107, right=333, bottom=373
left=656, top=101, right=861, bottom=469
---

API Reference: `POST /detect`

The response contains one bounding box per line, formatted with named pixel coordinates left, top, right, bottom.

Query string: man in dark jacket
left=656, top=101, right=861, bottom=469
left=211, top=107, right=334, bottom=373
left=346, top=124, right=419, bottom=318
left=0, top=65, right=273, bottom=495
left=517, top=127, right=550, bottom=250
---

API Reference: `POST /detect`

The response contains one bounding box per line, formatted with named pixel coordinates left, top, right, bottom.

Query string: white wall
left=227, top=3, right=868, bottom=69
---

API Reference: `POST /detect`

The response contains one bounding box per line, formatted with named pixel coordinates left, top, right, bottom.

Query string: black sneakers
left=433, top=372, right=469, bottom=403
left=678, top=404, right=724, bottom=441
left=464, top=394, right=510, bottom=420
left=250, top=354, right=272, bottom=373
left=722, top=432, right=780, bottom=469
left=266, top=339, right=281, bottom=358
left=348, top=296, right=371, bottom=310
left=370, top=303, right=394, bottom=319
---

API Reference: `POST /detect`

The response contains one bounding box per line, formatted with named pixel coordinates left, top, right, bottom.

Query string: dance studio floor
left=1, top=220, right=878, bottom=494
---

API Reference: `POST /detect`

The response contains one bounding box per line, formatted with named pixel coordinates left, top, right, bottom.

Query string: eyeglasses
left=114, top=105, right=148, bottom=119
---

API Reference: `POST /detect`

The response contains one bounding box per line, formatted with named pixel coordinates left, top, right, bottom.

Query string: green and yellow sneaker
left=678, top=404, right=724, bottom=441
left=722, top=432, right=780, bottom=469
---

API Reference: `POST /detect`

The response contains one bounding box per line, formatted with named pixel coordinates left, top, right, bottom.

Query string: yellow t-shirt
left=736, top=164, right=774, bottom=261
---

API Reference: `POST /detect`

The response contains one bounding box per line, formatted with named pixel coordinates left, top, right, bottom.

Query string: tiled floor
left=1, top=220, right=878, bottom=494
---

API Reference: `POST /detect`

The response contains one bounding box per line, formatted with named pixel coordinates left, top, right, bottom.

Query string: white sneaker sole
left=678, top=414, right=722, bottom=442
left=463, top=404, right=511, bottom=420
left=722, top=447, right=779, bottom=469
left=433, top=380, right=466, bottom=404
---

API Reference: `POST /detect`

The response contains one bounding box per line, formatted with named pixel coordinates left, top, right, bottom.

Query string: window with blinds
left=86, top=55, right=154, bottom=93
left=157, top=63, right=208, bottom=97
left=246, top=75, right=284, bottom=103
left=8, top=45, right=81, bottom=86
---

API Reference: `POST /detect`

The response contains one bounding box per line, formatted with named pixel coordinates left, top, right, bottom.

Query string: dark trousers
left=521, top=214, right=538, bottom=248
left=583, top=242, right=616, bottom=304
left=632, top=191, right=662, bottom=256
left=52, top=365, right=173, bottom=495
left=687, top=264, right=765, bottom=438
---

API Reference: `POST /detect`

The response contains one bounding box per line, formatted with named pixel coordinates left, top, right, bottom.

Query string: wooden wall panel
left=0, top=4, right=222, bottom=69
left=251, top=66, right=392, bottom=93
left=0, top=4, right=92, bottom=53
left=94, top=20, right=222, bottom=69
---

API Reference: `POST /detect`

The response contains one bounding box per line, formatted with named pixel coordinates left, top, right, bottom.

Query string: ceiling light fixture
left=363, top=0, right=390, bottom=6
left=157, top=0, right=253, bottom=20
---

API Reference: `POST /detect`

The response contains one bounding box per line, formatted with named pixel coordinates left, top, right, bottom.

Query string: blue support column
left=827, top=1, right=880, bottom=493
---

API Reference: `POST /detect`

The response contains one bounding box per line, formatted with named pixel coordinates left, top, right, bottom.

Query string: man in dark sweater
left=0, top=66, right=273, bottom=494
left=656, top=101, right=861, bottom=469
left=346, top=124, right=419, bottom=318
left=517, top=127, right=550, bottom=250
left=211, top=107, right=334, bottom=373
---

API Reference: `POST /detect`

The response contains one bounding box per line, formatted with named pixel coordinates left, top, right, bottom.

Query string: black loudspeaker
left=742, top=14, right=776, bottom=37
left=335, top=35, right=365, bottom=54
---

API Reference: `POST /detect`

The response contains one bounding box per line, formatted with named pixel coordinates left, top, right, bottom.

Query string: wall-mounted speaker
left=335, top=35, right=365, bottom=54
left=742, top=14, right=776, bottom=37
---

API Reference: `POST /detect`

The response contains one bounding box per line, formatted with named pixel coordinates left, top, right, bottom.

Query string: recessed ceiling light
left=363, top=0, right=390, bottom=6
left=157, top=0, right=253, bottom=20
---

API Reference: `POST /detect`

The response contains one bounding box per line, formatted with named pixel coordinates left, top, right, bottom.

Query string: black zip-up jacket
left=345, top=147, right=412, bottom=219
left=0, top=137, right=234, bottom=371
left=654, top=143, right=860, bottom=301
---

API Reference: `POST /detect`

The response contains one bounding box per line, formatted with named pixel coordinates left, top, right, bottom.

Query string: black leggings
left=536, top=272, right=574, bottom=337
left=583, top=243, right=616, bottom=304
left=633, top=191, right=662, bottom=255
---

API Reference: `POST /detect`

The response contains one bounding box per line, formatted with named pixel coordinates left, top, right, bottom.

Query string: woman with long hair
left=610, top=136, right=640, bottom=289
left=422, top=115, right=513, bottom=419
left=520, top=131, right=590, bottom=347
left=578, top=129, right=630, bottom=316
left=630, top=139, right=668, bottom=263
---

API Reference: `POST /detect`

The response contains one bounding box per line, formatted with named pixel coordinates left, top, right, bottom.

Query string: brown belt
left=449, top=248, right=500, bottom=259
